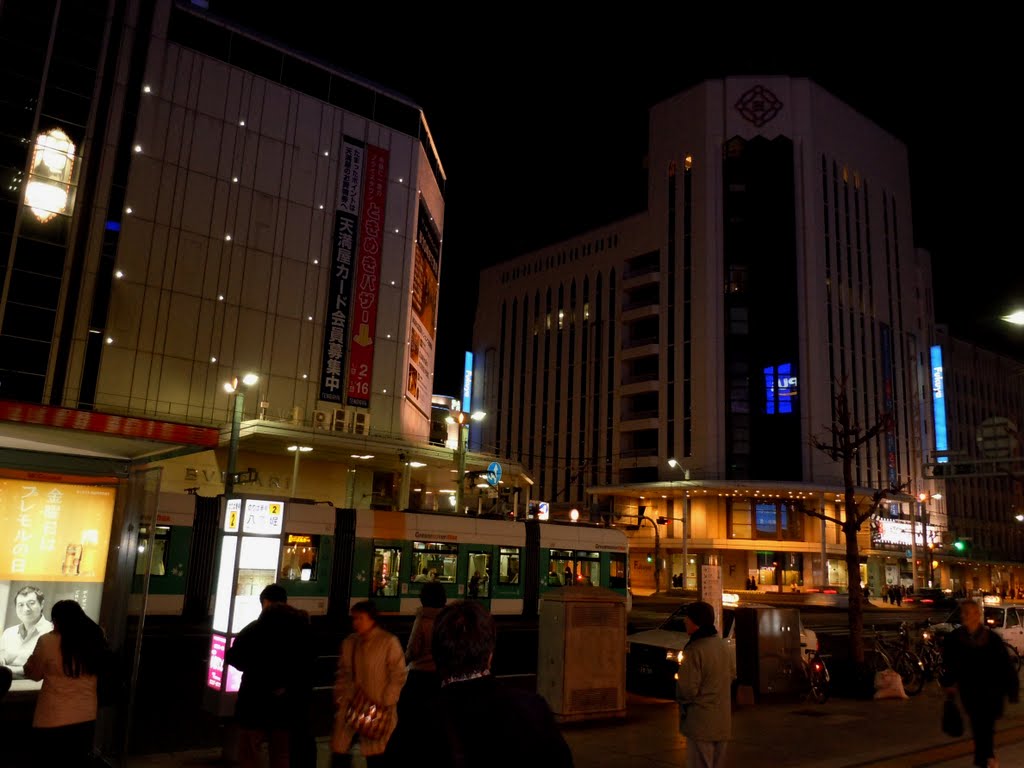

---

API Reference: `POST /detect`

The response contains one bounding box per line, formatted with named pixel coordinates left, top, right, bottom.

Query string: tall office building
left=474, top=77, right=946, bottom=592
left=931, top=326, right=1024, bottom=593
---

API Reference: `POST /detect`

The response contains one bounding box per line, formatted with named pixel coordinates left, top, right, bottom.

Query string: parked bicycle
left=915, top=621, right=945, bottom=683
left=871, top=623, right=924, bottom=696
left=802, top=650, right=831, bottom=703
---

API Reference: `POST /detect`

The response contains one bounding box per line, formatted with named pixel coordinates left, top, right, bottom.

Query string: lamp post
left=288, top=445, right=312, bottom=496
left=667, top=458, right=689, bottom=591
left=452, top=410, right=486, bottom=514
left=223, top=373, right=258, bottom=496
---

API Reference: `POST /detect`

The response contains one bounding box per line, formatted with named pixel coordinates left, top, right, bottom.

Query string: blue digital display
left=763, top=362, right=797, bottom=414
left=930, top=345, right=948, bottom=462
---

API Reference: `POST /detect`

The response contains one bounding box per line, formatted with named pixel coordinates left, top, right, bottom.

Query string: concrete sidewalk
left=125, top=686, right=1024, bottom=767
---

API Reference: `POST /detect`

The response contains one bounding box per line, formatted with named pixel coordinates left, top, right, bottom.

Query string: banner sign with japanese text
left=406, top=199, right=441, bottom=416
left=346, top=144, right=389, bottom=407
left=319, top=139, right=364, bottom=403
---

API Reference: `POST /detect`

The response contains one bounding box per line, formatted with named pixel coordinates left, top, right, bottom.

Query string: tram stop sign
left=977, top=417, right=1018, bottom=459
left=486, top=461, right=502, bottom=486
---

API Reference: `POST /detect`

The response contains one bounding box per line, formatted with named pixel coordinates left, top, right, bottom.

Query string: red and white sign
left=346, top=144, right=389, bottom=408
left=0, top=400, right=219, bottom=446
left=208, top=634, right=227, bottom=690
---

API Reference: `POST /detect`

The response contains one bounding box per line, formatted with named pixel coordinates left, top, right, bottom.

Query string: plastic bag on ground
left=873, top=668, right=908, bottom=700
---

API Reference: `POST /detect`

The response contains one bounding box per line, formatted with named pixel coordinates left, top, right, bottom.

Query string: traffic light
left=646, top=554, right=653, bottom=563
left=953, top=540, right=966, bottom=552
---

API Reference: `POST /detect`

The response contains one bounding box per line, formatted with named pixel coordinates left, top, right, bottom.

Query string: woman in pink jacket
left=332, top=601, right=407, bottom=766
left=24, top=599, right=109, bottom=763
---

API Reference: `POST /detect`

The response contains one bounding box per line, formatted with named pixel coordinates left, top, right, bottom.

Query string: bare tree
left=805, top=381, right=905, bottom=666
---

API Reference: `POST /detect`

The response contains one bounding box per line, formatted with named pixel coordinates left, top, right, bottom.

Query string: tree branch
left=801, top=505, right=844, bottom=528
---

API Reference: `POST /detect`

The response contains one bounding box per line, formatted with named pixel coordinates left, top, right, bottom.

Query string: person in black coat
left=428, top=600, right=573, bottom=768
left=226, top=584, right=316, bottom=768
left=941, top=599, right=1020, bottom=768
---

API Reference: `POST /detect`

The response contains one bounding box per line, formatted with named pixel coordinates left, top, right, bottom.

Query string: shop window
left=466, top=551, right=491, bottom=598
left=280, top=534, right=319, bottom=581
left=755, top=502, right=777, bottom=538
left=498, top=547, right=520, bottom=584
left=372, top=546, right=401, bottom=597
left=730, top=499, right=752, bottom=539
left=135, top=525, right=170, bottom=576
left=780, top=502, right=803, bottom=540
left=411, top=541, right=457, bottom=583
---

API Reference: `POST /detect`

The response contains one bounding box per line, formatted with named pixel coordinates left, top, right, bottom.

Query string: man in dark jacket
left=429, top=600, right=573, bottom=768
left=942, top=599, right=1020, bottom=768
left=226, top=584, right=316, bottom=768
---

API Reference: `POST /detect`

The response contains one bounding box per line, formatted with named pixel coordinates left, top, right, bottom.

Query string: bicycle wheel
left=807, top=654, right=830, bottom=704
left=896, top=651, right=925, bottom=696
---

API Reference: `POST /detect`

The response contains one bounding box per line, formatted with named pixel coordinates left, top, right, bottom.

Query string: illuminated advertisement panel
left=231, top=536, right=280, bottom=633
left=0, top=479, right=113, bottom=690
left=319, top=139, right=364, bottom=403
left=406, top=199, right=441, bottom=417
left=224, top=498, right=241, bottom=533
left=208, top=634, right=226, bottom=690
left=211, top=535, right=237, bottom=634
left=930, top=345, right=948, bottom=462
left=346, top=144, right=390, bottom=407
left=462, top=351, right=473, bottom=413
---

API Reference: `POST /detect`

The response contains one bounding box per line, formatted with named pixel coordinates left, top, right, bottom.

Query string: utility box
left=734, top=606, right=802, bottom=697
left=537, top=586, right=627, bottom=722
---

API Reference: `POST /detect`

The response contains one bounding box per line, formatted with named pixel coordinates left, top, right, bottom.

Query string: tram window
left=548, top=549, right=575, bottom=586
left=280, top=534, right=320, bottom=581
left=576, top=551, right=601, bottom=587
left=373, top=547, right=402, bottom=597
left=135, top=526, right=170, bottom=576
left=411, top=541, right=458, bottom=583
left=466, top=551, right=491, bottom=598
left=498, top=547, right=520, bottom=584
left=609, top=552, right=627, bottom=588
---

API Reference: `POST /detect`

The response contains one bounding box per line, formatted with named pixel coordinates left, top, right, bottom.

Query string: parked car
left=930, top=597, right=1024, bottom=655
left=625, top=599, right=818, bottom=698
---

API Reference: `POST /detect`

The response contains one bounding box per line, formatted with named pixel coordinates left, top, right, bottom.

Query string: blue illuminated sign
left=763, top=363, right=797, bottom=414
left=930, top=345, right=948, bottom=463
left=462, top=352, right=473, bottom=413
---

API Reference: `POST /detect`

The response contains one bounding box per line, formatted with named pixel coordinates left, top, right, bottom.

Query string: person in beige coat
left=332, top=601, right=407, bottom=766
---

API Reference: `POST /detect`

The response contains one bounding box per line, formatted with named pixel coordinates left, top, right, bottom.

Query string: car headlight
left=922, top=631, right=931, bottom=641
left=666, top=649, right=684, bottom=663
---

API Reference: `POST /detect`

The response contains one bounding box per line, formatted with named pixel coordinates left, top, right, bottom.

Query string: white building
left=473, top=77, right=945, bottom=593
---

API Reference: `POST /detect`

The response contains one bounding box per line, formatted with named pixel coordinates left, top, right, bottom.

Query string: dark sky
left=208, top=5, right=1023, bottom=394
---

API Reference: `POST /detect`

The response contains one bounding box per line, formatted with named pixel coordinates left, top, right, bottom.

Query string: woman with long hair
left=24, top=599, right=109, bottom=762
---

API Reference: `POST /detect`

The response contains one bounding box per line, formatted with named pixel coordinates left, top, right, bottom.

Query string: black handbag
left=942, top=696, right=964, bottom=737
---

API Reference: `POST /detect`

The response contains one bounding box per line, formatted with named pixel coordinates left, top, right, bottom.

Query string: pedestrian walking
left=23, top=599, right=110, bottom=764
left=225, top=584, right=316, bottom=768
left=942, top=599, right=1020, bottom=768
left=332, top=600, right=407, bottom=766
left=676, top=601, right=734, bottom=768
left=388, top=580, right=447, bottom=761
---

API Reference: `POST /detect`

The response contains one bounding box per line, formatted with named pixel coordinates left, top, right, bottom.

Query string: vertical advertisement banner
left=407, top=199, right=441, bottom=416
left=346, top=144, right=389, bottom=408
left=319, top=139, right=364, bottom=403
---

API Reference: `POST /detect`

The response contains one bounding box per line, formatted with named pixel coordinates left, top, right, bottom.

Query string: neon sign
left=930, top=345, right=948, bottom=462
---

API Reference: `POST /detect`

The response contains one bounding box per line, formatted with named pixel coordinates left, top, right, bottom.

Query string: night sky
left=207, top=5, right=1023, bottom=394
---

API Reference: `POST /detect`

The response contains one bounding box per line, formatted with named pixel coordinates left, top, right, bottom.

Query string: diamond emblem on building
left=735, top=85, right=784, bottom=127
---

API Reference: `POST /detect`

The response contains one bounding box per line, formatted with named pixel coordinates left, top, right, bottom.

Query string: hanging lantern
left=25, top=128, right=76, bottom=223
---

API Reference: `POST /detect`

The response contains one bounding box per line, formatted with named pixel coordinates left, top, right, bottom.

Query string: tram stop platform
left=124, top=686, right=1024, bottom=768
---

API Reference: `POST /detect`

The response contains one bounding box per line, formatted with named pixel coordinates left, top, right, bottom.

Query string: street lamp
left=287, top=445, right=313, bottom=496
left=223, top=373, right=258, bottom=496
left=1001, top=309, right=1024, bottom=326
left=451, top=410, right=485, bottom=514
left=667, top=458, right=689, bottom=591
